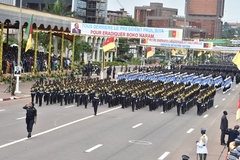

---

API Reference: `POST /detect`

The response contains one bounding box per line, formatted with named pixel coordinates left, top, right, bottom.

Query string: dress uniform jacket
left=196, top=134, right=208, bottom=154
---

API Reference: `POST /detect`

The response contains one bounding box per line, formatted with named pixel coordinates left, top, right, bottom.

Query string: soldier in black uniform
left=30, top=84, right=36, bottom=103
left=45, top=85, right=50, bottom=105
left=92, top=89, right=100, bottom=116
left=121, top=89, right=126, bottom=109
left=176, top=94, right=182, bottom=116
left=131, top=91, right=136, bottom=112
left=23, top=102, right=37, bottom=138
left=64, top=87, right=69, bottom=105
left=38, top=84, right=44, bottom=107
left=83, top=89, right=89, bottom=109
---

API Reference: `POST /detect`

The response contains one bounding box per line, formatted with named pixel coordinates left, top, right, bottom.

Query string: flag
left=184, top=52, right=188, bottom=59
left=147, top=47, right=154, bottom=59
left=232, top=51, right=240, bottom=70
left=103, top=37, right=115, bottom=52
left=208, top=53, right=212, bottom=58
left=198, top=51, right=202, bottom=57
left=236, top=98, right=240, bottom=121
left=141, top=39, right=148, bottom=44
left=172, top=48, right=177, bottom=55
left=203, top=42, right=212, bottom=49
left=168, top=30, right=180, bottom=38
left=25, top=14, right=34, bottom=52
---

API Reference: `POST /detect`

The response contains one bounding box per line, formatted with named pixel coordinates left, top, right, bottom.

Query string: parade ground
left=0, top=68, right=238, bottom=160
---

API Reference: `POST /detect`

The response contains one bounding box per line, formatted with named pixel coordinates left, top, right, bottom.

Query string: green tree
left=110, top=17, right=143, bottom=58
left=74, top=37, right=92, bottom=63
left=43, top=0, right=75, bottom=16
left=4, top=36, right=18, bottom=45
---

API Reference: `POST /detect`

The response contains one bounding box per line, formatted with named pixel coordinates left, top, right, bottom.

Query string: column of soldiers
left=29, top=71, right=217, bottom=116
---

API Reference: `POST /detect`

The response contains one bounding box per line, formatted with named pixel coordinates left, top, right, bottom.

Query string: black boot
left=27, top=132, right=31, bottom=138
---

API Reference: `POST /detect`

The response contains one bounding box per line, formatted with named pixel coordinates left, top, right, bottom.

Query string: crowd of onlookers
left=1, top=46, right=71, bottom=74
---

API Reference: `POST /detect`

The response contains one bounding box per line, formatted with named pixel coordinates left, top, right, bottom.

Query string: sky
left=107, top=0, right=240, bottom=23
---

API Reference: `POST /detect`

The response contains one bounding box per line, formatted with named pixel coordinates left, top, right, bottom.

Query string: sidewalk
left=0, top=81, right=33, bottom=102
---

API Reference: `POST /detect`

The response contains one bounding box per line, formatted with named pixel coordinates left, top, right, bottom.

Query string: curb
left=0, top=95, right=31, bottom=102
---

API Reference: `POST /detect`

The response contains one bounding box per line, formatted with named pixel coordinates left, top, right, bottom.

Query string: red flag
left=103, top=37, right=115, bottom=52
left=147, top=47, right=153, bottom=59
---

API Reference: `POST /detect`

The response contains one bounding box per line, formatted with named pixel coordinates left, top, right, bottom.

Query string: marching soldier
left=176, top=94, right=182, bottom=116
left=38, top=84, right=45, bottom=107
left=45, top=85, right=50, bottom=105
left=30, top=84, right=36, bottom=103
left=92, top=89, right=100, bottom=116
left=83, top=88, right=89, bottom=109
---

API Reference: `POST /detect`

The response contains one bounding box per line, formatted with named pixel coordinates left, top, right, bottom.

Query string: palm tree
left=43, top=0, right=76, bottom=55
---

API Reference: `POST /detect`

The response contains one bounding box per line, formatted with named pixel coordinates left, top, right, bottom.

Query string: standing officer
left=11, top=77, right=16, bottom=96
left=23, top=102, right=37, bottom=138
left=112, top=66, right=116, bottom=79
left=220, top=111, right=228, bottom=145
left=196, top=128, right=208, bottom=160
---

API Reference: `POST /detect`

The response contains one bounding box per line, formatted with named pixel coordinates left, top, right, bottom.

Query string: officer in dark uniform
left=45, top=85, right=50, bottom=105
left=64, top=87, right=69, bottom=105
left=181, top=93, right=186, bottom=114
left=131, top=91, right=136, bottom=112
left=59, top=87, right=65, bottom=106
left=92, top=89, right=100, bottom=116
left=176, top=94, right=182, bottom=116
left=30, top=84, right=36, bottom=103
left=38, top=84, right=44, bottom=107
left=83, top=88, right=89, bottom=109
left=121, top=89, right=126, bottom=109
left=23, top=102, right=37, bottom=138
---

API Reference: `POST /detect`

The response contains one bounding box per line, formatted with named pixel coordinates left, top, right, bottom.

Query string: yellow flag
left=172, top=49, right=176, bottom=55
left=232, top=51, right=240, bottom=70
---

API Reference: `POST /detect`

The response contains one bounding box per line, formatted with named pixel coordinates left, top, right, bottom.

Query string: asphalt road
left=0, top=83, right=239, bottom=160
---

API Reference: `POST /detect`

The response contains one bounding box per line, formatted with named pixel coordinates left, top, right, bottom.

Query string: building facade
left=0, top=0, right=16, bottom=5
left=106, top=8, right=130, bottom=24
left=186, top=0, right=225, bottom=39
left=134, top=2, right=205, bottom=39
left=15, top=0, right=107, bottom=24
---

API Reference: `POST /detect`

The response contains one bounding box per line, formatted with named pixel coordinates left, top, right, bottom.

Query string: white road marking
left=0, top=106, right=121, bottom=149
left=158, top=151, right=170, bottom=160
left=186, top=128, right=194, bottom=133
left=203, top=114, right=209, bottom=118
left=232, top=89, right=235, bottom=91
left=160, top=112, right=164, bottom=114
left=222, top=98, right=225, bottom=101
left=214, top=105, right=219, bottom=108
left=236, top=86, right=238, bottom=88
left=16, top=117, right=25, bottom=120
left=64, top=105, right=75, bottom=108
left=228, top=93, right=231, bottom=95
left=85, top=144, right=103, bottom=153
left=0, top=109, right=6, bottom=112
left=132, top=123, right=143, bottom=128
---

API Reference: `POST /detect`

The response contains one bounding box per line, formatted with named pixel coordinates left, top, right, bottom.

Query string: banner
left=140, top=38, right=213, bottom=50
left=71, top=22, right=183, bottom=40
left=231, top=40, right=240, bottom=45
left=213, top=46, right=240, bottom=51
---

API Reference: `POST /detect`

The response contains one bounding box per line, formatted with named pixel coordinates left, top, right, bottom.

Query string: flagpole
left=0, top=23, right=3, bottom=75
left=101, top=51, right=105, bottom=79
left=34, top=28, right=38, bottom=75
left=71, top=35, right=75, bottom=70
left=15, top=0, right=22, bottom=94
left=48, top=27, right=52, bottom=74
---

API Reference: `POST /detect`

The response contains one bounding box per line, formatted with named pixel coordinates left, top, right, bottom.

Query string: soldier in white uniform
left=196, top=128, right=208, bottom=160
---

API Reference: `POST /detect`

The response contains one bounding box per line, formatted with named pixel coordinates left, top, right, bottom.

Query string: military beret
left=182, top=155, right=189, bottom=160
left=201, top=128, right=206, bottom=132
